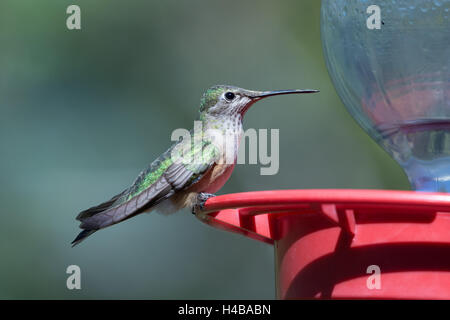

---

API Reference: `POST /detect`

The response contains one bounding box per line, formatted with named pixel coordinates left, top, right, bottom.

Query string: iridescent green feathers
left=199, top=85, right=240, bottom=114
left=124, top=132, right=219, bottom=204
left=199, top=86, right=225, bottom=113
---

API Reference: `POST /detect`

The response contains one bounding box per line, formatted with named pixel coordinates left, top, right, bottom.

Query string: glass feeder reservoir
left=321, top=0, right=450, bottom=192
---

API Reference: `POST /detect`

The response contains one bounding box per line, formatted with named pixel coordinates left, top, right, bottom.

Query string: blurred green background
left=0, top=0, right=410, bottom=299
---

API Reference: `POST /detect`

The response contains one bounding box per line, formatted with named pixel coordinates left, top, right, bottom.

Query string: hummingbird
left=72, top=85, right=318, bottom=246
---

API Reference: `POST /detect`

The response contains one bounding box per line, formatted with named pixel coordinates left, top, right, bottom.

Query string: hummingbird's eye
left=224, top=92, right=235, bottom=101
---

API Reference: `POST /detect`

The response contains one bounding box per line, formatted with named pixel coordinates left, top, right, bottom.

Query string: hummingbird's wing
left=72, top=136, right=219, bottom=246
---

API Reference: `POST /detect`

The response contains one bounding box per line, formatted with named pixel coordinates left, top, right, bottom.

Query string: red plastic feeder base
left=197, top=189, right=450, bottom=299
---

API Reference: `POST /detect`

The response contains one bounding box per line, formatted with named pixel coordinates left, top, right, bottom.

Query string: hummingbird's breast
left=196, top=162, right=236, bottom=193
left=164, top=161, right=235, bottom=213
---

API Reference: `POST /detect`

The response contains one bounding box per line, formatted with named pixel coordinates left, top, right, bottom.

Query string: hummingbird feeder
left=197, top=0, right=450, bottom=299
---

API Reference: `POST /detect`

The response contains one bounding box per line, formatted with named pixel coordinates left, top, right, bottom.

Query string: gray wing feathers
left=164, top=162, right=196, bottom=190
left=79, top=176, right=173, bottom=230
left=77, top=163, right=197, bottom=231
left=76, top=190, right=127, bottom=220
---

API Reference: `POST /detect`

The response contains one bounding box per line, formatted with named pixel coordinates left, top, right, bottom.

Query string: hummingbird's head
left=199, top=85, right=319, bottom=120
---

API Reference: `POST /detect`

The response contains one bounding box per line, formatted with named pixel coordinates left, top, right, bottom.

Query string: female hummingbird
left=72, top=85, right=318, bottom=246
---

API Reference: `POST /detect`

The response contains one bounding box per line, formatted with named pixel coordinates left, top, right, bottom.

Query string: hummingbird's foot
left=192, top=193, right=216, bottom=215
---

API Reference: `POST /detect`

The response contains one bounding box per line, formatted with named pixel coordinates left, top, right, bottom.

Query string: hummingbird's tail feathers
left=72, top=176, right=176, bottom=246
left=71, top=229, right=97, bottom=247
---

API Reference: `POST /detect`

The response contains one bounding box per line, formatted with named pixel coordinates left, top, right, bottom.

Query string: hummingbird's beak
left=250, top=89, right=319, bottom=100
